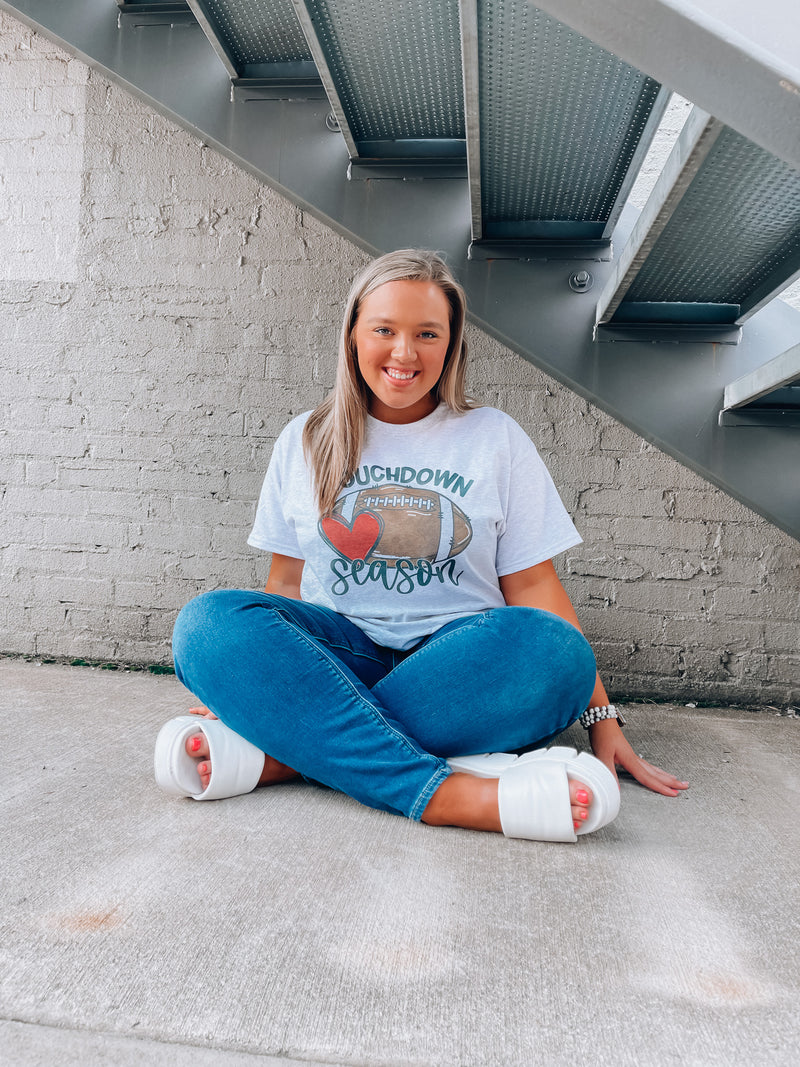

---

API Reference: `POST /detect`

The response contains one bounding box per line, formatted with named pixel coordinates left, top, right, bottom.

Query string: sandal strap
left=200, top=719, right=264, bottom=800
left=498, top=757, right=576, bottom=842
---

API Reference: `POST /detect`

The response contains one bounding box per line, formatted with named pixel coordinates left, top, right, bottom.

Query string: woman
left=155, top=250, right=688, bottom=841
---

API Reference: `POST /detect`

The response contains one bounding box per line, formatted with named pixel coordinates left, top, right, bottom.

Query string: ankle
left=421, top=773, right=502, bottom=833
left=258, top=755, right=299, bottom=786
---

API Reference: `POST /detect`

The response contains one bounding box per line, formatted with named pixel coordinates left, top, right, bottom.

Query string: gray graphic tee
left=248, top=405, right=581, bottom=650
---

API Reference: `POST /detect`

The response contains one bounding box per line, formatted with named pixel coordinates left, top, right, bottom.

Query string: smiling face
left=352, top=279, right=452, bottom=424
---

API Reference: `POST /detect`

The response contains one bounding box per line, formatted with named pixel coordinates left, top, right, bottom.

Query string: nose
left=392, top=332, right=416, bottom=361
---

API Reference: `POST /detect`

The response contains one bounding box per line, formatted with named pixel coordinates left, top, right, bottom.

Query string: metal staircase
left=4, top=0, right=799, bottom=537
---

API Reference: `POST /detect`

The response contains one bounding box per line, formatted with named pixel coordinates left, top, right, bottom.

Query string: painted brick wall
left=1, top=13, right=798, bottom=706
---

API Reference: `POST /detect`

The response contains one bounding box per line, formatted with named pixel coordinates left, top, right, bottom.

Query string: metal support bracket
left=719, top=408, right=800, bottom=428
left=597, top=324, right=743, bottom=345
left=231, top=78, right=325, bottom=101
left=117, top=1, right=190, bottom=13
left=469, top=240, right=612, bottom=263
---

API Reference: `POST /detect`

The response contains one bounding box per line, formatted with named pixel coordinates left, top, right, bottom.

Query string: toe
left=185, top=733, right=210, bottom=759
left=570, top=779, right=593, bottom=830
left=196, top=760, right=212, bottom=791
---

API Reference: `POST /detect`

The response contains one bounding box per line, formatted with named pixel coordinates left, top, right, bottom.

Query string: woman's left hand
left=588, top=718, right=689, bottom=797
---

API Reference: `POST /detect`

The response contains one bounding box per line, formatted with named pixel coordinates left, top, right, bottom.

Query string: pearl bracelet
left=579, top=704, right=626, bottom=729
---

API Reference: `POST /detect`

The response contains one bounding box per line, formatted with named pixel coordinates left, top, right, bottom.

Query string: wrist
left=579, top=704, right=626, bottom=729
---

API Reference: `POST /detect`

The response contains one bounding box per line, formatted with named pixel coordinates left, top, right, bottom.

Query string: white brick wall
left=1, top=13, right=798, bottom=705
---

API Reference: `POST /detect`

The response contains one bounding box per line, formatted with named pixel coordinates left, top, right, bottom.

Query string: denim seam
left=377, top=612, right=490, bottom=689
left=278, top=615, right=447, bottom=814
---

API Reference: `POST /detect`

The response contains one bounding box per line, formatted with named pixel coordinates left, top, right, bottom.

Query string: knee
left=505, top=606, right=597, bottom=702
left=172, top=589, right=250, bottom=668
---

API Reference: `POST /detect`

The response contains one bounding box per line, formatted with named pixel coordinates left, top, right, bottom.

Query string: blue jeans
left=171, top=590, right=597, bottom=820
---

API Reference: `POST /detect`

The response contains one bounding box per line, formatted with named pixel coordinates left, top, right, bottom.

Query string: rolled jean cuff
left=408, top=763, right=452, bottom=821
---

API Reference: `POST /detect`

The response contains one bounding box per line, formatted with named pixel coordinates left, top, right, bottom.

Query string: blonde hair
left=302, top=249, right=473, bottom=515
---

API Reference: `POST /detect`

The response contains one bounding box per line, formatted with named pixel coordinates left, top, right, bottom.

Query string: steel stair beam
left=186, top=1, right=239, bottom=81
left=721, top=341, right=800, bottom=426
left=724, top=342, right=800, bottom=410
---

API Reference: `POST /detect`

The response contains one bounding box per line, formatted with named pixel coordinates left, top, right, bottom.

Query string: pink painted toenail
left=576, top=789, right=589, bottom=804
left=579, top=810, right=588, bottom=820
left=189, top=737, right=201, bottom=752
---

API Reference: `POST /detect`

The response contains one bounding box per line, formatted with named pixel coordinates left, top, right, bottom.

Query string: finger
left=633, top=766, right=680, bottom=797
left=647, top=777, right=681, bottom=797
left=618, top=754, right=688, bottom=797
left=619, top=752, right=686, bottom=785
left=642, top=761, right=690, bottom=790
left=189, top=706, right=218, bottom=719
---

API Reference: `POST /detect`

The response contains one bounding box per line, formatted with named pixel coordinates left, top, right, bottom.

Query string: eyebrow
left=364, top=316, right=448, bottom=330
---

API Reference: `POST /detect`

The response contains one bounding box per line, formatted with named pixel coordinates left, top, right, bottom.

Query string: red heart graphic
left=321, top=512, right=382, bottom=561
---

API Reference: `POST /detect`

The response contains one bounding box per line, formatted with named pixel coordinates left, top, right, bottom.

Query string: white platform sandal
left=154, top=715, right=264, bottom=801
left=447, top=746, right=620, bottom=842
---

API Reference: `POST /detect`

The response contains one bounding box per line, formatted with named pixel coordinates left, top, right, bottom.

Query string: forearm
left=265, top=552, right=304, bottom=600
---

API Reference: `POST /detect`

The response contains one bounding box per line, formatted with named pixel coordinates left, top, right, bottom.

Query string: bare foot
left=184, top=728, right=299, bottom=792
left=421, top=773, right=594, bottom=833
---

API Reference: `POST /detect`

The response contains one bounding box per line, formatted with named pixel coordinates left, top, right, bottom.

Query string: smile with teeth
left=384, top=367, right=418, bottom=381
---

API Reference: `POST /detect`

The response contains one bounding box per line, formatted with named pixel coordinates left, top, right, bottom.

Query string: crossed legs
left=170, top=590, right=599, bottom=832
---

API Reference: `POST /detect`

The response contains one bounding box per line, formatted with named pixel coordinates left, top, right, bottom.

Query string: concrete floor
left=2, top=657, right=800, bottom=1067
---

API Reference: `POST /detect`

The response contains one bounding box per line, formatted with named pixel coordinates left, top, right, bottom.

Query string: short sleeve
left=494, top=421, right=581, bottom=576
left=247, top=420, right=306, bottom=558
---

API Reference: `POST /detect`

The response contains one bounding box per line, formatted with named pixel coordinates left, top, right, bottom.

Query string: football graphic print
left=321, top=484, right=473, bottom=566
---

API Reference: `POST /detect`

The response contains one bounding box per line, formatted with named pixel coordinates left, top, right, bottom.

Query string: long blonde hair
left=302, top=249, right=472, bottom=515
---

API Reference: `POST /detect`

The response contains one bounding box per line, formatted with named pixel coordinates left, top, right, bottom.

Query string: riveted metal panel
left=301, top=0, right=464, bottom=142
left=477, top=3, right=663, bottom=234
left=197, top=0, right=311, bottom=63
left=623, top=128, right=800, bottom=311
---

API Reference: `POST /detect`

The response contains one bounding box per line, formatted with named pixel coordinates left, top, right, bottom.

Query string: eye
left=374, top=327, right=392, bottom=336
left=420, top=331, right=439, bottom=339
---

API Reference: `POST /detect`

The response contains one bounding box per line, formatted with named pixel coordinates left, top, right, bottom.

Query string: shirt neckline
left=366, top=403, right=452, bottom=436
